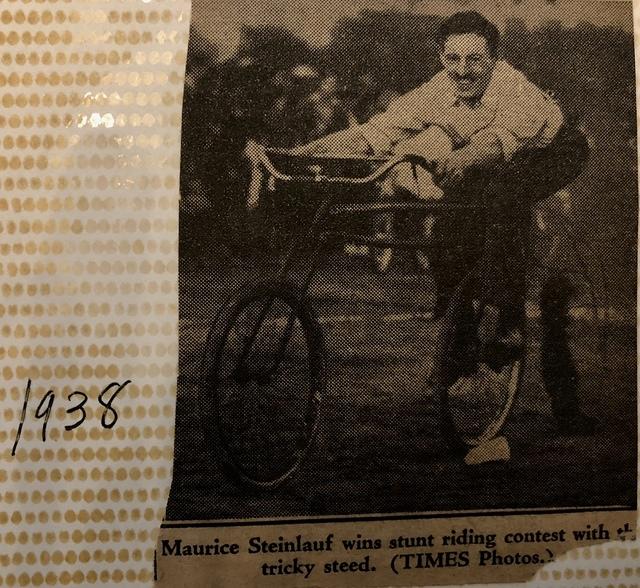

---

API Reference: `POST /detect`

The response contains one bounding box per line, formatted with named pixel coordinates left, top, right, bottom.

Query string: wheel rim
left=212, top=295, right=320, bottom=485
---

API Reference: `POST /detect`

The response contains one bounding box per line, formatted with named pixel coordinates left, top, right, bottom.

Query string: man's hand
left=434, top=132, right=505, bottom=191
left=433, top=148, right=470, bottom=191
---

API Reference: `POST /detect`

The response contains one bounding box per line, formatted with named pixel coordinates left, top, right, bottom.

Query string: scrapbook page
left=0, top=0, right=637, bottom=586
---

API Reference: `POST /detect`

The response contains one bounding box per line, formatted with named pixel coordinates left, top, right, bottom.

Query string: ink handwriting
left=11, top=378, right=131, bottom=456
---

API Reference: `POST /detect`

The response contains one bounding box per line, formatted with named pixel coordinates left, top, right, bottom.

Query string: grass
left=167, top=254, right=636, bottom=521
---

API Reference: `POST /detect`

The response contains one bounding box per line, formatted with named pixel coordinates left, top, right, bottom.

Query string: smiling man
left=285, top=11, right=568, bottom=266
left=350, top=11, right=567, bottom=275
left=361, top=12, right=592, bottom=434
left=374, top=12, right=592, bottom=434
left=246, top=10, right=594, bottom=435
left=377, top=13, right=564, bottom=176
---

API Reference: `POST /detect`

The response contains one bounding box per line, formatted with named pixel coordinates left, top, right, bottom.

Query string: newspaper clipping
left=158, top=0, right=638, bottom=585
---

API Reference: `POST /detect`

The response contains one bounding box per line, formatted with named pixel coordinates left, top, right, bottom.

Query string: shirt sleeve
left=358, top=74, right=450, bottom=153
left=484, top=72, right=564, bottom=161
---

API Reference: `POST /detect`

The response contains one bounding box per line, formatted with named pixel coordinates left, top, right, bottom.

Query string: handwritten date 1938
left=11, top=378, right=131, bottom=456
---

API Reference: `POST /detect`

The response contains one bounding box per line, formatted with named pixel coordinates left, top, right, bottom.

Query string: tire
left=199, top=282, right=325, bottom=489
left=432, top=274, right=526, bottom=453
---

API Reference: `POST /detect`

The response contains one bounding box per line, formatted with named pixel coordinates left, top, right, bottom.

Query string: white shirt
left=359, top=60, right=565, bottom=161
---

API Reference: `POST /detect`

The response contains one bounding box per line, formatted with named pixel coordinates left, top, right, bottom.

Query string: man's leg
left=375, top=127, right=453, bottom=273
left=476, top=174, right=531, bottom=330
left=475, top=128, right=595, bottom=434
left=373, top=163, right=446, bottom=273
left=291, top=126, right=374, bottom=156
left=481, top=126, right=590, bottom=322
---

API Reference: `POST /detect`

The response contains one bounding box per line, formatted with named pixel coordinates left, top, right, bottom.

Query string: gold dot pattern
left=0, top=1, right=184, bottom=585
left=1, top=1, right=638, bottom=587
left=533, top=541, right=640, bottom=587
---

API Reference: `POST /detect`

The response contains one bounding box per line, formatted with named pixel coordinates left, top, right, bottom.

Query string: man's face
left=439, top=33, right=497, bottom=100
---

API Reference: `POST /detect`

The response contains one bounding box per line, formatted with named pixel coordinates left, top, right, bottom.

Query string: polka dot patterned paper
left=0, top=0, right=188, bottom=585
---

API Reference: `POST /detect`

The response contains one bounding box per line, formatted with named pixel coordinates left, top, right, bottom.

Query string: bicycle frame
left=239, top=141, right=604, bottom=386
left=233, top=144, right=489, bottom=380
left=203, top=136, right=608, bottom=488
left=249, top=142, right=487, bottom=299
left=204, top=142, right=605, bottom=486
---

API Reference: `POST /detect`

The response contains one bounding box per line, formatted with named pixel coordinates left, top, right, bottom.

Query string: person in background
left=263, top=67, right=352, bottom=148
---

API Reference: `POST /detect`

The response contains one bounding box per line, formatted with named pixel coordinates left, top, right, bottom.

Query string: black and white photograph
left=167, top=0, right=637, bottom=523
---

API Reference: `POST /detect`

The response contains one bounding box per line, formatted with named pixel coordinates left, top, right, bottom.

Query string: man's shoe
left=464, top=435, right=511, bottom=465
left=556, top=411, right=598, bottom=436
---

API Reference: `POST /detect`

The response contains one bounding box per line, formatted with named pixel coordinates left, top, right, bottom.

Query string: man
left=246, top=11, right=594, bottom=434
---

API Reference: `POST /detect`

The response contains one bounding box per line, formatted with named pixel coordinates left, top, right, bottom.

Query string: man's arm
left=360, top=77, right=450, bottom=153
left=294, top=75, right=449, bottom=156
left=436, top=70, right=565, bottom=189
left=482, top=69, right=565, bottom=162
left=289, top=125, right=373, bottom=155
left=434, top=131, right=504, bottom=190
left=243, top=125, right=372, bottom=209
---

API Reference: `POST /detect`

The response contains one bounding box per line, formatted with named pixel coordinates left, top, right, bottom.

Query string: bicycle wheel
left=200, top=282, right=325, bottom=488
left=432, top=274, right=525, bottom=452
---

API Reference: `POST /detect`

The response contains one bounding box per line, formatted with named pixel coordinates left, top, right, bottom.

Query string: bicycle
left=198, top=141, right=600, bottom=489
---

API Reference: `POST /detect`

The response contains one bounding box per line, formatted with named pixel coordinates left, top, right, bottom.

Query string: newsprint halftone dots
left=0, top=0, right=184, bottom=586
left=164, top=0, right=637, bottom=586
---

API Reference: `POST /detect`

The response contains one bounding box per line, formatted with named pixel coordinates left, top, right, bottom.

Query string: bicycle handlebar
left=245, top=141, right=434, bottom=186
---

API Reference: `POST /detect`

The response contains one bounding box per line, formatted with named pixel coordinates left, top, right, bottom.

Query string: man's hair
left=436, top=11, right=500, bottom=56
